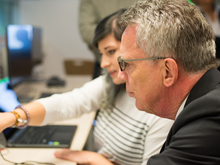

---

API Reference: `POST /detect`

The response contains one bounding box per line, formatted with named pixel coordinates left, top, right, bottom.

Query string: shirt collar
left=175, top=95, right=189, bottom=119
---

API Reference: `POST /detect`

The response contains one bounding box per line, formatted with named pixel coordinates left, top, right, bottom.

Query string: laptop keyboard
left=14, top=125, right=58, bottom=144
left=7, top=125, right=77, bottom=148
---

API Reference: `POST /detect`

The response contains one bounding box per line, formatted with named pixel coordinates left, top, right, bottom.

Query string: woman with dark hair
left=0, top=9, right=173, bottom=165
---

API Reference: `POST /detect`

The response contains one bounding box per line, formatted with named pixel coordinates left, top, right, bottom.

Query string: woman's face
left=98, top=33, right=125, bottom=85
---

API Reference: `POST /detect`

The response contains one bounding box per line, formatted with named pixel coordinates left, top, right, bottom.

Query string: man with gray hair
left=118, top=0, right=220, bottom=164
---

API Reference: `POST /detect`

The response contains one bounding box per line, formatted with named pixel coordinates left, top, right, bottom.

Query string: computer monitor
left=6, top=24, right=42, bottom=87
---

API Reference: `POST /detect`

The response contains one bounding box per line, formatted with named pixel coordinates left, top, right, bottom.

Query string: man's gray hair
left=119, top=0, right=218, bottom=72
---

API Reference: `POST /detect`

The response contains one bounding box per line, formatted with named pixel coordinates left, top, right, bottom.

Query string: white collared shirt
left=175, top=95, right=189, bottom=119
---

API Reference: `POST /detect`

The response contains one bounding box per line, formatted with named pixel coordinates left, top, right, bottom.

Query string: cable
left=0, top=149, right=55, bottom=165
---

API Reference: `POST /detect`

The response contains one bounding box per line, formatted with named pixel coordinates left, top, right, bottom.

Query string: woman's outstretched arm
left=0, top=101, right=46, bottom=132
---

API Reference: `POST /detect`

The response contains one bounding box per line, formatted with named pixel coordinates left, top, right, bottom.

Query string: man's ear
left=162, top=58, right=178, bottom=87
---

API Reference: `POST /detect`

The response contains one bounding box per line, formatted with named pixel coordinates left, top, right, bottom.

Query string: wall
left=18, top=0, right=94, bottom=78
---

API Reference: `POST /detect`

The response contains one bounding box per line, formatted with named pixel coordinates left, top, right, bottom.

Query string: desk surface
left=0, top=75, right=95, bottom=165
left=14, top=75, right=93, bottom=101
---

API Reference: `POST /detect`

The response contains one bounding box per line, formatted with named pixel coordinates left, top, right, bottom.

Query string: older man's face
left=118, top=25, right=164, bottom=115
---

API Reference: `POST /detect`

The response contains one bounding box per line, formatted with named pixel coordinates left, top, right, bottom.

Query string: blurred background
left=1, top=0, right=220, bottom=80
left=0, top=0, right=94, bottom=80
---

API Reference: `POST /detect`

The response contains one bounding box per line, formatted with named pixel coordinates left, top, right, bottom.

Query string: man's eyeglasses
left=117, top=56, right=167, bottom=71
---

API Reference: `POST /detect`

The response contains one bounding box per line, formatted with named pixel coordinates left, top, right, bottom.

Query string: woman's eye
left=108, top=50, right=115, bottom=55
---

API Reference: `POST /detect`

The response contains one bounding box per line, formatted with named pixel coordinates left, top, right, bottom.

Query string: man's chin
left=135, top=101, right=145, bottom=111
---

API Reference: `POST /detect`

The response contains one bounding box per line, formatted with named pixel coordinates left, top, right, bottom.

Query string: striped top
left=37, top=76, right=173, bottom=165
left=94, top=107, right=149, bottom=164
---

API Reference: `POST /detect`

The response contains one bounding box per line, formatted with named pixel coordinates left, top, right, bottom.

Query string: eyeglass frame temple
left=118, top=56, right=167, bottom=71
left=122, top=57, right=167, bottom=62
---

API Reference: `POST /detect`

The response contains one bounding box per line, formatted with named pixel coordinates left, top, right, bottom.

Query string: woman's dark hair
left=93, top=9, right=126, bottom=48
left=93, top=9, right=127, bottom=109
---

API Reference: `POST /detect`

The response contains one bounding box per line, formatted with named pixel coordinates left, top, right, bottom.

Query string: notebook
left=0, top=77, right=77, bottom=148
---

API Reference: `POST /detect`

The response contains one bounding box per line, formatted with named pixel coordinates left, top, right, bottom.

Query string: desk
left=14, top=75, right=93, bottom=101
left=0, top=75, right=96, bottom=165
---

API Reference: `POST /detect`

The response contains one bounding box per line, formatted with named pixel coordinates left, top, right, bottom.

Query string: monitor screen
left=6, top=24, right=42, bottom=87
left=0, top=77, right=20, bottom=112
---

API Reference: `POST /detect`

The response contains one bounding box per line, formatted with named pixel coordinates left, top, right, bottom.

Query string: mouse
left=47, top=76, right=65, bottom=87
left=50, top=76, right=60, bottom=81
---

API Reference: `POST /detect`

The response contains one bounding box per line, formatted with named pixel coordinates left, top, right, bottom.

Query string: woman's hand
left=0, top=112, right=16, bottom=132
left=54, top=149, right=114, bottom=165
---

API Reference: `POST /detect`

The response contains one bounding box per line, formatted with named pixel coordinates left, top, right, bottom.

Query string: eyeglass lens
left=118, top=56, right=125, bottom=71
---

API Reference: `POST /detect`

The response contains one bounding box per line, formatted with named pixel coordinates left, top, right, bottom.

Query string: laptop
left=0, top=77, right=77, bottom=148
left=1, top=125, right=77, bottom=148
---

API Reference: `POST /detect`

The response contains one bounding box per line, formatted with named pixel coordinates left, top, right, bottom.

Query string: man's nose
left=118, top=68, right=127, bottom=81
